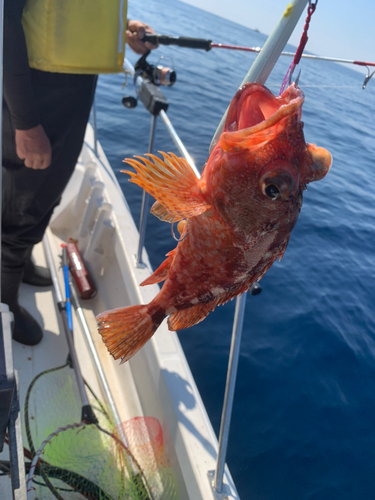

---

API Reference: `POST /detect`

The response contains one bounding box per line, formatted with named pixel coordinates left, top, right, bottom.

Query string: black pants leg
left=2, top=70, right=98, bottom=305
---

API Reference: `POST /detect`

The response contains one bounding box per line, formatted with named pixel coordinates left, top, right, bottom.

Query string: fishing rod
left=142, top=33, right=375, bottom=89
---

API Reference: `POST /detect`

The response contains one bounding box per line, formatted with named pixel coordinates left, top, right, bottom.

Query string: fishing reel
left=122, top=50, right=175, bottom=112
left=134, top=50, right=177, bottom=87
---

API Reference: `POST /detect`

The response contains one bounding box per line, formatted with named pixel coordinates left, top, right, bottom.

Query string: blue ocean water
left=95, top=1, right=375, bottom=498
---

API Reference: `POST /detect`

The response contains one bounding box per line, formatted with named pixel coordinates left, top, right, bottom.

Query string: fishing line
left=175, top=79, right=362, bottom=89
left=280, top=0, right=318, bottom=92
left=140, top=20, right=374, bottom=89
left=171, top=221, right=188, bottom=242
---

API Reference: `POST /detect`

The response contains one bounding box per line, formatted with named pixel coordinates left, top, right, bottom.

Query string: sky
left=181, top=0, right=375, bottom=73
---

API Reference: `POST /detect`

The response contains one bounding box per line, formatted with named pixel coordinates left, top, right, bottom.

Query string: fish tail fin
left=96, top=305, right=159, bottom=363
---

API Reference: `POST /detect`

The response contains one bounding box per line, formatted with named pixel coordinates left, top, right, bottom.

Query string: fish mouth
left=221, top=82, right=304, bottom=151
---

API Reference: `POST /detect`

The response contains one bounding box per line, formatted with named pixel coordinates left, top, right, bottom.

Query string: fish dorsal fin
left=140, top=249, right=176, bottom=286
left=123, top=152, right=211, bottom=223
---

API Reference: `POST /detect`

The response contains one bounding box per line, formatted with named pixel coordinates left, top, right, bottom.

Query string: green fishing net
left=24, top=363, right=178, bottom=500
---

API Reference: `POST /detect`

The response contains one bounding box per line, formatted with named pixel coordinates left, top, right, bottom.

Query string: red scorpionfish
left=97, top=82, right=332, bottom=363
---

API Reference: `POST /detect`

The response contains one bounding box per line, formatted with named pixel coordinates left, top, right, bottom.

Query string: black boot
left=2, top=271, right=44, bottom=346
left=22, top=246, right=52, bottom=287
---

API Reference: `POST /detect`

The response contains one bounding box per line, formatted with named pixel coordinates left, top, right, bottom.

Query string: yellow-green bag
left=22, top=0, right=128, bottom=74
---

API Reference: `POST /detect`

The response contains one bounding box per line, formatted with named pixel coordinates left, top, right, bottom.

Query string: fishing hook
left=288, top=65, right=302, bottom=86
left=362, top=66, right=375, bottom=89
left=171, top=222, right=188, bottom=242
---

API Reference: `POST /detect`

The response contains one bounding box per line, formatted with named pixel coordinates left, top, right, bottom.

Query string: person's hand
left=126, top=20, right=158, bottom=55
left=15, top=125, right=52, bottom=170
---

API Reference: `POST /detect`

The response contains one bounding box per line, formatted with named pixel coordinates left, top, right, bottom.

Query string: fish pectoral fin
left=150, top=200, right=178, bottom=223
left=140, top=249, right=176, bottom=286
left=168, top=301, right=219, bottom=331
left=123, top=152, right=211, bottom=222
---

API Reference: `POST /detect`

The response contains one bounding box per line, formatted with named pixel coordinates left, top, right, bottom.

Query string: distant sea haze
left=96, top=0, right=375, bottom=498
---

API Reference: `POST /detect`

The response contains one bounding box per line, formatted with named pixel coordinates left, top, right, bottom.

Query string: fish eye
left=259, top=162, right=297, bottom=201
left=264, top=184, right=280, bottom=200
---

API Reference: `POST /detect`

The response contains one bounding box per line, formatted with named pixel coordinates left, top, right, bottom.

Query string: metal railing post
left=135, top=113, right=157, bottom=267
left=159, top=110, right=199, bottom=177
left=214, top=293, right=246, bottom=493
left=210, top=0, right=309, bottom=493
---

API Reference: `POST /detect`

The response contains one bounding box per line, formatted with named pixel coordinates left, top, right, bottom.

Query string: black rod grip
left=143, top=33, right=212, bottom=51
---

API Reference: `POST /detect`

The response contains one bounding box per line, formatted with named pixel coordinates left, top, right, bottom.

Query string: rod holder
left=78, top=180, right=105, bottom=253
left=73, top=161, right=97, bottom=217
left=138, top=80, right=168, bottom=116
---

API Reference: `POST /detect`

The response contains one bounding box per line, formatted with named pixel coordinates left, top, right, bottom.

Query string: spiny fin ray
left=168, top=281, right=251, bottom=331
left=140, top=249, right=176, bottom=286
left=168, top=301, right=218, bottom=330
left=123, top=152, right=211, bottom=222
left=96, top=305, right=160, bottom=363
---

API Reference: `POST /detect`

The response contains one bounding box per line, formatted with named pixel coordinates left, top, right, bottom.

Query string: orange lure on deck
left=96, top=82, right=332, bottom=363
